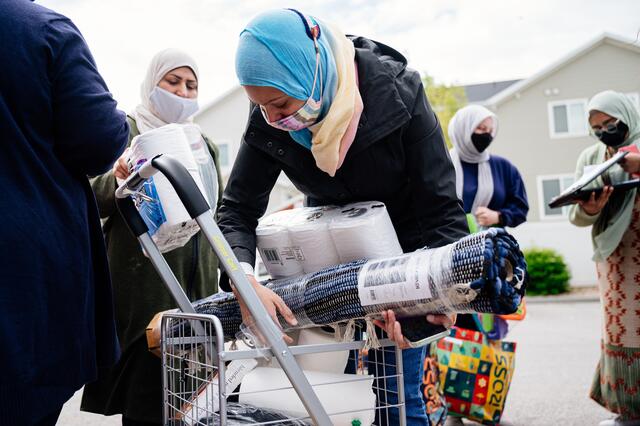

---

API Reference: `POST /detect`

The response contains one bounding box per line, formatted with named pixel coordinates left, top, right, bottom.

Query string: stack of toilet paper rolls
left=256, top=201, right=403, bottom=279
left=129, top=123, right=207, bottom=254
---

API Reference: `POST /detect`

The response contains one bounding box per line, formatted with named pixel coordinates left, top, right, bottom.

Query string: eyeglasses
left=592, top=119, right=620, bottom=138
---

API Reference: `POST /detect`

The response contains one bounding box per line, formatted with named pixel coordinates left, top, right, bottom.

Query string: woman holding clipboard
left=569, top=90, right=640, bottom=426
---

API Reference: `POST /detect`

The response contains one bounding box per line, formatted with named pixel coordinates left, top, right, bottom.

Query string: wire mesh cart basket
left=114, top=154, right=444, bottom=425
left=161, top=312, right=410, bottom=425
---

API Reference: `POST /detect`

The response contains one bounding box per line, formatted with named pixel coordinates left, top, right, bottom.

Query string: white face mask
left=149, top=86, right=199, bottom=123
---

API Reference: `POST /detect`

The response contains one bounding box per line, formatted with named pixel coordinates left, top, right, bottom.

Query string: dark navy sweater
left=461, top=155, right=529, bottom=227
left=0, top=0, right=128, bottom=422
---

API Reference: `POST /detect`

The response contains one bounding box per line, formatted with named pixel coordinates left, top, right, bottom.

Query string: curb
left=526, top=294, right=600, bottom=304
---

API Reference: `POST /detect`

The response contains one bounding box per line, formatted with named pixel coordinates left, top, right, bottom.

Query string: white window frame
left=547, top=98, right=589, bottom=139
left=537, top=173, right=575, bottom=220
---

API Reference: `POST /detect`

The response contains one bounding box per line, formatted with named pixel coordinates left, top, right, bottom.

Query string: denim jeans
left=347, top=343, right=430, bottom=426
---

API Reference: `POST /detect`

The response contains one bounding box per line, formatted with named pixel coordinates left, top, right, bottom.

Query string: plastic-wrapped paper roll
left=295, top=327, right=350, bottom=374
left=239, top=367, right=376, bottom=426
left=329, top=201, right=403, bottom=263
left=256, top=210, right=305, bottom=279
left=130, top=124, right=205, bottom=253
left=288, top=207, right=340, bottom=274
left=181, top=124, right=219, bottom=210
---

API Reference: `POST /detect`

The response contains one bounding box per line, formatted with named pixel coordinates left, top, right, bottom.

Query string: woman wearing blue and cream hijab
left=569, top=91, right=640, bottom=426
left=219, top=9, right=469, bottom=426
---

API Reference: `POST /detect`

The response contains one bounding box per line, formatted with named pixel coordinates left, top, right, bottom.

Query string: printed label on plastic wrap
left=357, top=251, right=433, bottom=306
left=260, top=246, right=306, bottom=265
left=179, top=358, right=258, bottom=425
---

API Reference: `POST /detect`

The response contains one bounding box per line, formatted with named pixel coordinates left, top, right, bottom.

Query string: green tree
left=423, top=74, right=468, bottom=148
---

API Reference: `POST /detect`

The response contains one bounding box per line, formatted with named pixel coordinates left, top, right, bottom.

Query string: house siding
left=491, top=42, right=640, bottom=222
left=489, top=40, right=640, bottom=286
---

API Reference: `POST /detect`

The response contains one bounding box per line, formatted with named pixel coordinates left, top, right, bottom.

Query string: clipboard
left=548, top=151, right=628, bottom=209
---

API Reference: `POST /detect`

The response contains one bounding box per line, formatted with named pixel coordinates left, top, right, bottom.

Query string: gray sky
left=38, top=0, right=640, bottom=112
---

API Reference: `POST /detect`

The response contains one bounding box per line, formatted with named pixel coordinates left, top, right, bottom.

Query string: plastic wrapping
left=182, top=124, right=219, bottom=211
left=177, top=359, right=258, bottom=425
left=239, top=367, right=376, bottom=426
left=329, top=202, right=403, bottom=263
left=256, top=209, right=305, bottom=279
left=295, top=327, right=350, bottom=374
left=189, top=229, right=527, bottom=341
left=256, top=202, right=401, bottom=278
left=287, top=206, right=341, bottom=274
left=195, top=402, right=310, bottom=425
left=130, top=124, right=205, bottom=253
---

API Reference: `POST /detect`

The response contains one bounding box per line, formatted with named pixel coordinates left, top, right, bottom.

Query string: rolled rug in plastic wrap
left=329, top=201, right=403, bottom=263
left=187, top=229, right=527, bottom=342
left=130, top=124, right=206, bottom=253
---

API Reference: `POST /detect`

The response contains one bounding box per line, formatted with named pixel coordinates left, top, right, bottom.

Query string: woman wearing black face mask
left=444, top=105, right=528, bottom=426
left=448, top=105, right=529, bottom=231
left=569, top=90, right=640, bottom=426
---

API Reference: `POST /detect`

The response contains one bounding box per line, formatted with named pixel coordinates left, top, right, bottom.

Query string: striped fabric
left=191, top=229, right=527, bottom=340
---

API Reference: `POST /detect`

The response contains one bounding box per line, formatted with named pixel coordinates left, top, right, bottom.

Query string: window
left=537, top=174, right=575, bottom=219
left=548, top=99, right=589, bottom=138
left=217, top=143, right=229, bottom=167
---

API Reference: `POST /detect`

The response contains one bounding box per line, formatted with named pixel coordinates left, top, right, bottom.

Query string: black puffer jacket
left=218, top=36, right=468, bottom=290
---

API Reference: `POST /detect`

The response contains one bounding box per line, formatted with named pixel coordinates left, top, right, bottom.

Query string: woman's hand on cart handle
left=233, top=275, right=298, bottom=344
left=373, top=310, right=456, bottom=350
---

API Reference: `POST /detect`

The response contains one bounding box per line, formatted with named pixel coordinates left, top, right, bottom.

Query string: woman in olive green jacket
left=81, top=49, right=222, bottom=426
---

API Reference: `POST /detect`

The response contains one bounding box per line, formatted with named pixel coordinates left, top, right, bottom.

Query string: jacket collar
left=348, top=36, right=411, bottom=156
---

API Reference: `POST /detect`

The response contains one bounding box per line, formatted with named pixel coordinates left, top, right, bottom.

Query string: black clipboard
left=548, top=151, right=629, bottom=209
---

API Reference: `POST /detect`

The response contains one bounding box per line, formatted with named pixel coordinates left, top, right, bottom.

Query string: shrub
left=523, top=248, right=571, bottom=295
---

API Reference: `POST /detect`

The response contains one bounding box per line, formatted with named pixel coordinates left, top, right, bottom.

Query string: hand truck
left=114, top=154, right=445, bottom=425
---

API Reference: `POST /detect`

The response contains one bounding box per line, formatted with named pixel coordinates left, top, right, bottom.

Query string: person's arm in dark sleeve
left=403, top=83, right=469, bottom=247
left=46, top=18, right=128, bottom=177
left=498, top=165, right=529, bottom=228
left=217, top=136, right=281, bottom=290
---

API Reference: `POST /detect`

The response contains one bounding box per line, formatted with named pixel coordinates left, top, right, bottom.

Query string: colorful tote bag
left=435, top=327, right=516, bottom=425
left=422, top=353, right=447, bottom=426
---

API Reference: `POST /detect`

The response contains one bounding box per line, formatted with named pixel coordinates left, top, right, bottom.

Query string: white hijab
left=448, top=105, right=498, bottom=214
left=131, top=48, right=200, bottom=133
